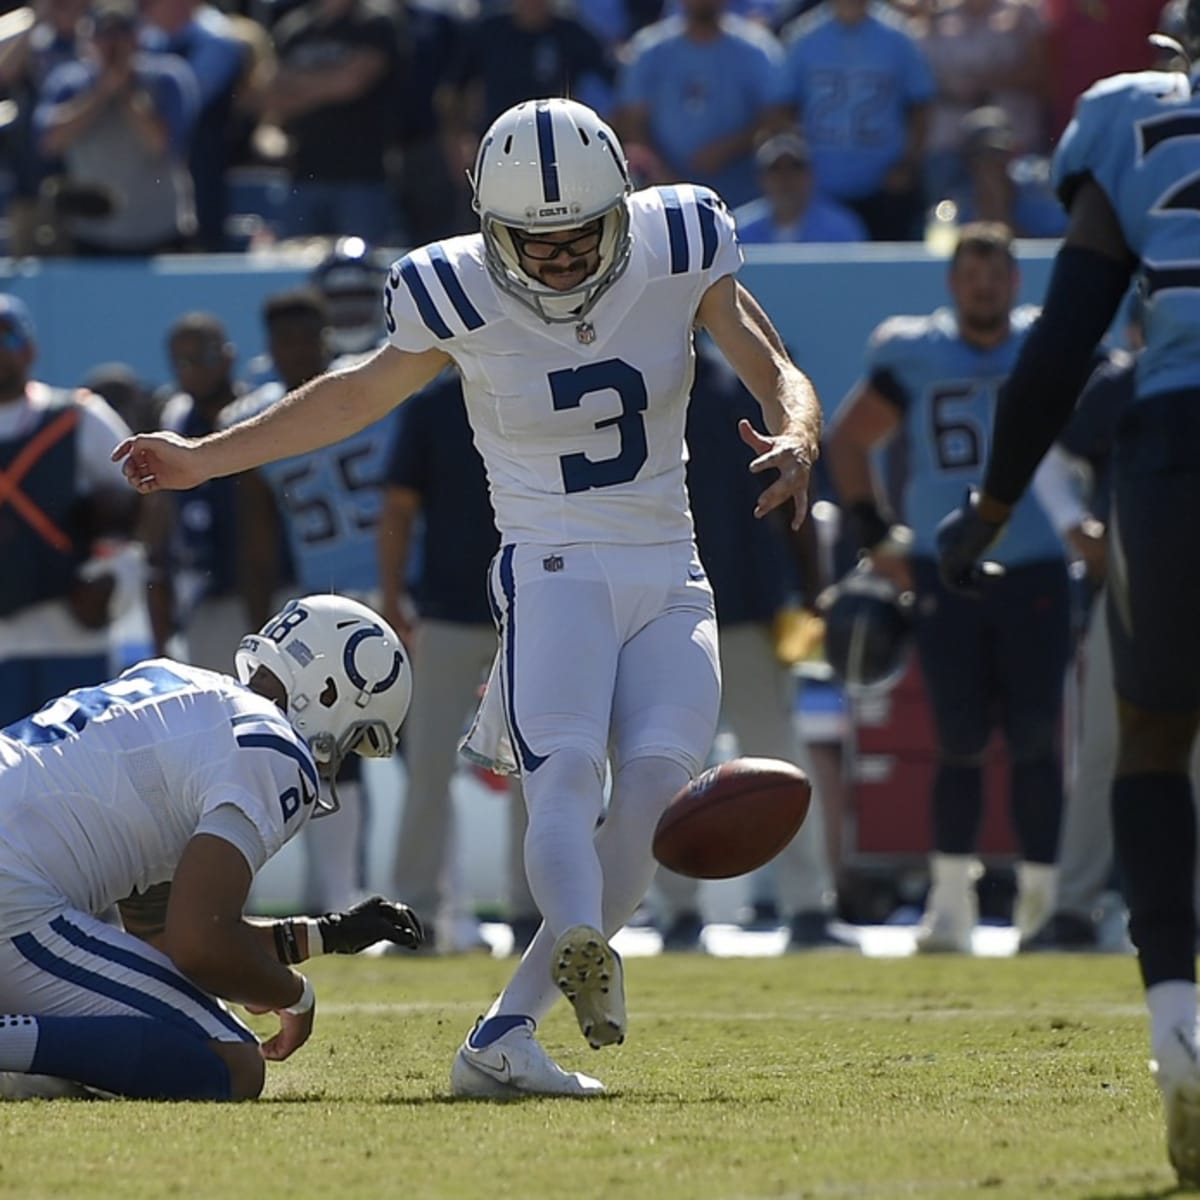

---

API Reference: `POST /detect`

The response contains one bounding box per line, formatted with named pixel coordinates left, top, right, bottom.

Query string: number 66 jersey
left=383, top=185, right=742, bottom=547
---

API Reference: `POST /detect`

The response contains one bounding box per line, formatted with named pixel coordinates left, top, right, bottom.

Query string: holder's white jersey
left=384, top=185, right=743, bottom=546
left=0, top=660, right=319, bottom=937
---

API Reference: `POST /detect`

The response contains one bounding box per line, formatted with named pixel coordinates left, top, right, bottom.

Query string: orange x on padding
left=0, top=406, right=80, bottom=553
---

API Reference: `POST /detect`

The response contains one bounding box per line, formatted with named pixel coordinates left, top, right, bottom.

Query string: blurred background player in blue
left=732, top=130, right=867, bottom=246
left=379, top=368, right=538, bottom=956
left=309, top=235, right=389, bottom=358
left=654, top=336, right=845, bottom=952
left=0, top=294, right=143, bottom=727
left=224, top=287, right=398, bottom=913
left=143, top=312, right=247, bottom=668
left=772, top=0, right=934, bottom=241
left=826, top=224, right=1070, bottom=952
left=934, top=5, right=1200, bottom=1178
left=616, top=0, right=782, bottom=208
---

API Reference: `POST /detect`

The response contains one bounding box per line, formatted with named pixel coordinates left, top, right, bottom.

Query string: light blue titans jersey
left=866, top=307, right=1062, bottom=564
left=1054, top=70, right=1200, bottom=401
left=224, top=382, right=396, bottom=592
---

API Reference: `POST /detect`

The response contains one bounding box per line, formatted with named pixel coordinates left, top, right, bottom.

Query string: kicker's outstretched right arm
left=113, top=344, right=451, bottom=493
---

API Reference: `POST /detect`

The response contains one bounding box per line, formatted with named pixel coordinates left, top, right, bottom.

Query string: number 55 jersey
left=383, top=185, right=743, bottom=547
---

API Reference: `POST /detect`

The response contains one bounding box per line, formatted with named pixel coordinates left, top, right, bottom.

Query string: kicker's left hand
left=739, top=420, right=813, bottom=531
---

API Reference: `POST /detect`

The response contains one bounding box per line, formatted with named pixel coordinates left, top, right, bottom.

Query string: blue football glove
left=936, top=491, right=1007, bottom=595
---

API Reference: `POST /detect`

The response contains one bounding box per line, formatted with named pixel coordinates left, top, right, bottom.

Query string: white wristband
left=301, top=918, right=324, bottom=957
left=283, top=973, right=315, bottom=1016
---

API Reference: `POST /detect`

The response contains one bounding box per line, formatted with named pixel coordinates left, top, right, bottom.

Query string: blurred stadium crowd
left=0, top=0, right=1182, bottom=255
left=0, top=0, right=1184, bottom=955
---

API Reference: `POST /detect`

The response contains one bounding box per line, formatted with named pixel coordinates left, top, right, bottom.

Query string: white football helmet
left=472, top=98, right=633, bottom=324
left=235, top=595, right=412, bottom=803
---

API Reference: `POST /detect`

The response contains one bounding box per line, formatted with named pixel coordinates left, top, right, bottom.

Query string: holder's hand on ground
left=112, top=431, right=209, bottom=493
left=244, top=975, right=315, bottom=1062
left=318, top=896, right=424, bottom=954
left=936, top=491, right=1008, bottom=595
left=739, top=419, right=813, bottom=530
left=243, top=1003, right=315, bottom=1062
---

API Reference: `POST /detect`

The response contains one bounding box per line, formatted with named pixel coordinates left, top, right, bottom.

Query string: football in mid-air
left=652, top=757, right=812, bottom=880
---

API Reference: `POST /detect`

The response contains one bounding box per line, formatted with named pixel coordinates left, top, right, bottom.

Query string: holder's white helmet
left=235, top=595, right=412, bottom=793
left=472, top=98, right=633, bottom=324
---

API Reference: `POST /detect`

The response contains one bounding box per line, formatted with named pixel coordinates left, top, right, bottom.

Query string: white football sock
left=599, top=756, right=690, bottom=933
left=1148, top=981, right=1200, bottom=1053
left=490, top=756, right=686, bottom=1024
left=520, top=748, right=605, bottom=938
left=1014, top=861, right=1058, bottom=939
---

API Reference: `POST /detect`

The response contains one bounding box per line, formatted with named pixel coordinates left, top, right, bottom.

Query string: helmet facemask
left=481, top=200, right=632, bottom=323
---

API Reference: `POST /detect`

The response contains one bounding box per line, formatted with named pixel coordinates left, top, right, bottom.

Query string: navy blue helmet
left=818, top=565, right=914, bottom=698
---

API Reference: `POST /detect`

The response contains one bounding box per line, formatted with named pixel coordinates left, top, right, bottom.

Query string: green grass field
left=0, top=952, right=1184, bottom=1200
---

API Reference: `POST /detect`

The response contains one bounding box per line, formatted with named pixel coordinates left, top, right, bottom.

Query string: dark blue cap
left=0, top=295, right=35, bottom=346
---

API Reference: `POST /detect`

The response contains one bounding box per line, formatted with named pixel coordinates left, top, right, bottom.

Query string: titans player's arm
left=825, top=376, right=905, bottom=552
left=975, top=178, right=1136, bottom=522
left=115, top=344, right=452, bottom=493
left=697, top=275, right=822, bottom=528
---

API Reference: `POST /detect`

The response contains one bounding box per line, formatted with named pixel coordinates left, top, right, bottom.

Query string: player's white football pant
left=450, top=1019, right=604, bottom=1098
left=551, top=925, right=626, bottom=1049
left=1153, top=1027, right=1200, bottom=1186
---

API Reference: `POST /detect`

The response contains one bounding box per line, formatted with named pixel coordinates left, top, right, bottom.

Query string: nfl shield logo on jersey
left=543, top=555, right=565, bottom=573
left=575, top=321, right=596, bottom=345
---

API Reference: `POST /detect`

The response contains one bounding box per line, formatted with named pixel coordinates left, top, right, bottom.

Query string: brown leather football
left=652, top=757, right=812, bottom=880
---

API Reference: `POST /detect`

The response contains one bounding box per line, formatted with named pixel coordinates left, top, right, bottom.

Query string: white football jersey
left=384, top=185, right=743, bottom=546
left=0, top=660, right=319, bottom=937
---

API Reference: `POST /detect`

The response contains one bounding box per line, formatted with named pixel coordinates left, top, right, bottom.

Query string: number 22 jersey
left=1054, top=69, right=1200, bottom=403
left=383, top=185, right=743, bottom=547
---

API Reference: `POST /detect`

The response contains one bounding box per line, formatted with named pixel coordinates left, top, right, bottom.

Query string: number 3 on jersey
left=550, top=359, right=648, bottom=493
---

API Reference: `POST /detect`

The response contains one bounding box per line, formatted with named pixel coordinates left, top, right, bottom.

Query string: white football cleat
left=914, top=854, right=980, bottom=955
left=551, top=925, right=626, bottom=1048
left=1013, top=861, right=1058, bottom=944
left=913, top=907, right=975, bottom=955
left=1152, top=1027, right=1200, bottom=1187
left=450, top=1017, right=605, bottom=1099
